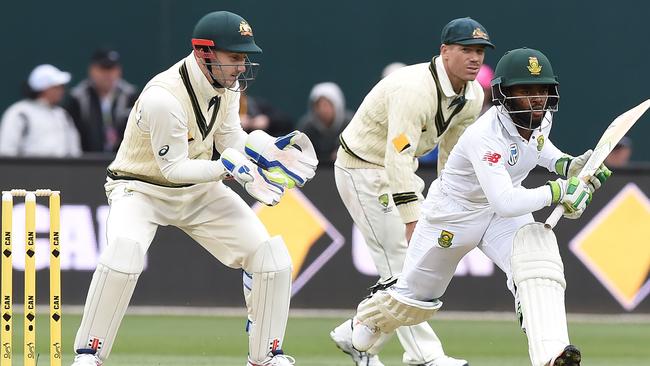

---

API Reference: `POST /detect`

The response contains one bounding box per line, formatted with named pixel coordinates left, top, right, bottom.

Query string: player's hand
left=245, top=130, right=318, bottom=188
left=221, top=148, right=288, bottom=206
left=564, top=150, right=612, bottom=191
left=547, top=177, right=592, bottom=219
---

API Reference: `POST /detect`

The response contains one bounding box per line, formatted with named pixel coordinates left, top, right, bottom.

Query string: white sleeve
left=0, top=105, right=26, bottom=156
left=470, top=137, right=553, bottom=217
left=213, top=91, right=247, bottom=154
left=537, top=138, right=564, bottom=174
left=141, top=86, right=228, bottom=184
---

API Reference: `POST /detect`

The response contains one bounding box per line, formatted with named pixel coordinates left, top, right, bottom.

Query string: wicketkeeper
left=70, top=11, right=317, bottom=366
left=349, top=48, right=611, bottom=366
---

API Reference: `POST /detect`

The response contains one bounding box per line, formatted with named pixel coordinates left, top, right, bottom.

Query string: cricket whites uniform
left=394, top=105, right=564, bottom=301
left=334, top=56, right=483, bottom=363
left=73, top=53, right=291, bottom=363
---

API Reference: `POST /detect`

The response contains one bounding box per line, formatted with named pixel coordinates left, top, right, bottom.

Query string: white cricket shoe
left=418, top=355, right=469, bottom=366
left=246, top=353, right=296, bottom=366
left=70, top=353, right=102, bottom=366
left=330, top=319, right=385, bottom=366
left=351, top=317, right=381, bottom=352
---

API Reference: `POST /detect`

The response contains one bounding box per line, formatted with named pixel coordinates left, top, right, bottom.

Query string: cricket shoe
left=330, top=318, right=385, bottom=366
left=351, top=316, right=382, bottom=352
left=547, top=345, right=581, bottom=366
left=416, top=355, right=469, bottom=366
left=71, top=349, right=102, bottom=366
left=247, top=352, right=296, bottom=366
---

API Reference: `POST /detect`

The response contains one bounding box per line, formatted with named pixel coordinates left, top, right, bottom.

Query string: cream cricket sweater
left=337, top=56, right=484, bottom=223
left=108, top=53, right=246, bottom=187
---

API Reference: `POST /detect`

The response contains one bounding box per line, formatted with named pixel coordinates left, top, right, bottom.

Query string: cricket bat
left=545, top=98, right=650, bottom=228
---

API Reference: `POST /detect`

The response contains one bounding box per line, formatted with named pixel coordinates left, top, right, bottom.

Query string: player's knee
left=512, top=224, right=566, bottom=287
left=99, top=236, right=146, bottom=274
left=246, top=236, right=292, bottom=274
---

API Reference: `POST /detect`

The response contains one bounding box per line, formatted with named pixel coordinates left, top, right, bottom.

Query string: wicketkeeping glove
left=245, top=130, right=318, bottom=188
left=555, top=150, right=612, bottom=191
left=547, top=177, right=593, bottom=219
left=221, top=148, right=287, bottom=206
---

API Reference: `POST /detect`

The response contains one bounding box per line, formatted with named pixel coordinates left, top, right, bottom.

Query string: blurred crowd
left=0, top=53, right=635, bottom=167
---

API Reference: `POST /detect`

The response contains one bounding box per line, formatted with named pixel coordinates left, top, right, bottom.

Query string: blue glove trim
left=257, top=167, right=286, bottom=192
left=245, top=146, right=305, bottom=185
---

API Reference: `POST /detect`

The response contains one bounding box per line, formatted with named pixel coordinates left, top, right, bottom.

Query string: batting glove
left=547, top=177, right=593, bottom=219
left=555, top=150, right=612, bottom=191
left=245, top=130, right=318, bottom=188
left=221, top=148, right=288, bottom=206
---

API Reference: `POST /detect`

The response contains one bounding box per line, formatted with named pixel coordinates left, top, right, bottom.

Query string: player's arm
left=471, top=138, right=552, bottom=217
left=436, top=90, right=483, bottom=174
left=385, top=89, right=426, bottom=224
left=143, top=86, right=230, bottom=183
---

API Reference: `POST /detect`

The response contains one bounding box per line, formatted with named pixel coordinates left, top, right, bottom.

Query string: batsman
left=349, top=48, right=611, bottom=366
left=70, top=11, right=317, bottom=366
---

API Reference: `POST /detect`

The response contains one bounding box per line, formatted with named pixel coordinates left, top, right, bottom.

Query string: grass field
left=7, top=312, right=650, bottom=365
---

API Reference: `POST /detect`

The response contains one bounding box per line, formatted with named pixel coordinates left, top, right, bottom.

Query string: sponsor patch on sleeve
left=392, top=133, right=411, bottom=153
left=482, top=151, right=501, bottom=165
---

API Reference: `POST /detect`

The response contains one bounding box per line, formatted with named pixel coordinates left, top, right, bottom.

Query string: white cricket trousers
left=395, top=180, right=533, bottom=302
left=105, top=178, right=270, bottom=270
left=334, top=163, right=447, bottom=364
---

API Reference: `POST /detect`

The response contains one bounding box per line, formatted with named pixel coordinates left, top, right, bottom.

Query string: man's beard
left=511, top=110, right=544, bottom=130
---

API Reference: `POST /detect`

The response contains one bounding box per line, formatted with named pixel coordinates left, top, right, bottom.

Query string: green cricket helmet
left=191, top=11, right=262, bottom=91
left=491, top=47, right=559, bottom=130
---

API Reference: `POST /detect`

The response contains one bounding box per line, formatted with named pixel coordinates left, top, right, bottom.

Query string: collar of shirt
left=434, top=56, right=476, bottom=101
left=185, top=53, right=224, bottom=109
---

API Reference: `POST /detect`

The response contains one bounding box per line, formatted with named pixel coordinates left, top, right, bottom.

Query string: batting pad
left=512, top=223, right=569, bottom=366
left=247, top=236, right=292, bottom=362
left=357, top=289, right=442, bottom=335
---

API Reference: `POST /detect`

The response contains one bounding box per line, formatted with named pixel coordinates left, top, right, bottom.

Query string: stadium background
left=1, top=0, right=649, bottom=160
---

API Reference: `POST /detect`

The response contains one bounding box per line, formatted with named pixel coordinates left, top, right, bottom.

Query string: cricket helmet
left=491, top=47, right=560, bottom=130
left=191, top=11, right=262, bottom=91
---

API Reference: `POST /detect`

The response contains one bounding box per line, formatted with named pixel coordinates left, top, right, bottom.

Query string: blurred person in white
left=0, top=64, right=82, bottom=157
left=382, top=62, right=406, bottom=78
left=604, top=136, right=632, bottom=168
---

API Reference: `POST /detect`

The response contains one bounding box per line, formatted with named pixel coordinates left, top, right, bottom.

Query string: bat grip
left=545, top=205, right=565, bottom=229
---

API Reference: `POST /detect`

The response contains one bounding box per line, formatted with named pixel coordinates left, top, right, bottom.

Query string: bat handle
left=545, top=205, right=565, bottom=229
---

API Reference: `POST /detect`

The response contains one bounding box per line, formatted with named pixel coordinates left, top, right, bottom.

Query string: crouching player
left=349, top=48, right=610, bottom=366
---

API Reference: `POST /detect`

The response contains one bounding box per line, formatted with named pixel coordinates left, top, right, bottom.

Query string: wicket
left=1, top=189, right=61, bottom=366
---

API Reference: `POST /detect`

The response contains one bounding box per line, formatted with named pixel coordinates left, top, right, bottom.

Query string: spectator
left=239, top=92, right=294, bottom=136
left=381, top=62, right=406, bottom=78
left=604, top=136, right=632, bottom=168
left=0, top=64, right=81, bottom=157
left=298, top=82, right=353, bottom=162
left=476, top=64, right=494, bottom=115
left=66, top=48, right=137, bottom=153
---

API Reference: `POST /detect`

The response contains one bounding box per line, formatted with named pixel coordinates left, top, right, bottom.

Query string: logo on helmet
left=536, top=135, right=545, bottom=151
left=527, top=57, right=542, bottom=75
left=472, top=28, right=489, bottom=40
left=239, top=20, right=253, bottom=37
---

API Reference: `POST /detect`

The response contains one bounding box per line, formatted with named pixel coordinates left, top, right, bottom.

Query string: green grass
left=6, top=313, right=650, bottom=365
